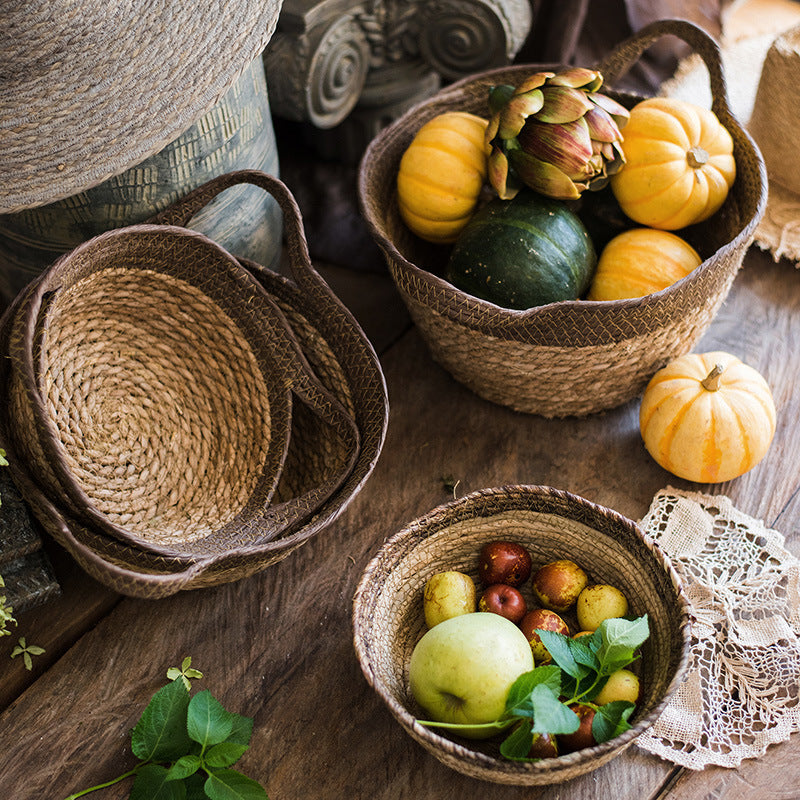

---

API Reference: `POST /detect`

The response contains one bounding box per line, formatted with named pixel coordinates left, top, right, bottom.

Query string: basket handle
left=148, top=169, right=322, bottom=291
left=596, top=18, right=730, bottom=119
left=247, top=289, right=361, bottom=538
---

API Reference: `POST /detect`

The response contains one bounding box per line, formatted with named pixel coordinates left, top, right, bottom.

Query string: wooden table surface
left=1, top=210, right=799, bottom=799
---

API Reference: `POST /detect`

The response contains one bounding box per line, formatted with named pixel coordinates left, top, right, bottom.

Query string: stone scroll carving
left=264, top=0, right=532, bottom=158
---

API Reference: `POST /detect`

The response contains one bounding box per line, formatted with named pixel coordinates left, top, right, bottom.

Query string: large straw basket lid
left=352, top=485, right=692, bottom=785
left=0, top=171, right=389, bottom=598
left=358, top=19, right=767, bottom=417
left=0, top=0, right=283, bottom=214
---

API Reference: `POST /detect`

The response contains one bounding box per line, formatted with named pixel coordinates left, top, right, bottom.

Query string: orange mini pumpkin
left=588, top=228, right=701, bottom=300
left=610, top=97, right=735, bottom=230
left=639, top=351, right=776, bottom=483
left=396, top=111, right=489, bottom=244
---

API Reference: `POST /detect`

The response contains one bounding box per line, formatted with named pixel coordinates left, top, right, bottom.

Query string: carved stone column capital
left=265, top=7, right=372, bottom=129
left=416, top=0, right=533, bottom=80
left=265, top=0, right=533, bottom=158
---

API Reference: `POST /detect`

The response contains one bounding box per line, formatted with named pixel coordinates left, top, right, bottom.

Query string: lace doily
left=636, top=488, right=800, bottom=770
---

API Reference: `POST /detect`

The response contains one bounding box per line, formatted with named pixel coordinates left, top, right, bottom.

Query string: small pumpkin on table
left=639, top=351, right=777, bottom=484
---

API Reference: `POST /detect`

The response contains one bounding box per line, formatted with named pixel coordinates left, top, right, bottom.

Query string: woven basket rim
left=352, top=484, right=693, bottom=781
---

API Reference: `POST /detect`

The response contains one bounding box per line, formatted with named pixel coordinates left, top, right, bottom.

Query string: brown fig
left=519, top=608, right=569, bottom=664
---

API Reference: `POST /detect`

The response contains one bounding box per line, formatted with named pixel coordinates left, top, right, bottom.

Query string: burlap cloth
left=636, top=487, right=800, bottom=769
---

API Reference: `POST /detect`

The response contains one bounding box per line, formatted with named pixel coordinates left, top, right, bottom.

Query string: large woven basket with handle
left=0, top=171, right=389, bottom=598
left=358, top=19, right=767, bottom=417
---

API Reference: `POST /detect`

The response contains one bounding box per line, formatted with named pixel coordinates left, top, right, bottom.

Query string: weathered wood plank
left=0, top=541, right=119, bottom=714
left=313, top=260, right=412, bottom=354
left=0, top=247, right=797, bottom=800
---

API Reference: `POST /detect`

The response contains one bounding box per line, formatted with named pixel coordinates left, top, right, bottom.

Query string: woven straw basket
left=352, top=485, right=691, bottom=785
left=358, top=19, right=767, bottom=417
left=0, top=171, right=389, bottom=598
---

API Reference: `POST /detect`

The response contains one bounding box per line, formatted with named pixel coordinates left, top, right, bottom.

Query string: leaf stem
left=571, top=675, right=602, bottom=705
left=62, top=766, right=141, bottom=799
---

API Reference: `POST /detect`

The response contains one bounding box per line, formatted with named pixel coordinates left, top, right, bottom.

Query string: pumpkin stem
left=701, top=363, right=725, bottom=391
left=687, top=146, right=709, bottom=169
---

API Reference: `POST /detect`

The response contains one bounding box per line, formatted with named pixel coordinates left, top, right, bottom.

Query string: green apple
left=423, top=570, right=476, bottom=628
left=409, top=612, right=534, bottom=738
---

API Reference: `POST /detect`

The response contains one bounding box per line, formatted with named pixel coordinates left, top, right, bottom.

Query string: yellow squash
left=396, top=111, right=489, bottom=244
left=639, top=351, right=776, bottom=483
left=610, top=97, right=735, bottom=230
left=588, top=228, right=702, bottom=300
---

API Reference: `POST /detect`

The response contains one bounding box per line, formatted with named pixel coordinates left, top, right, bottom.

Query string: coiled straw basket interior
left=352, top=485, right=692, bottom=785
left=0, top=171, right=389, bottom=598
left=357, top=18, right=767, bottom=417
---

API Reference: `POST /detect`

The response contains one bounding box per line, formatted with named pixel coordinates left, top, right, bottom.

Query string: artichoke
left=486, top=68, right=630, bottom=201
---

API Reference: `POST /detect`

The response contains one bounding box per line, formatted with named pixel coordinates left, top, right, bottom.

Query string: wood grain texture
left=0, top=247, right=798, bottom=800
left=0, top=541, right=119, bottom=714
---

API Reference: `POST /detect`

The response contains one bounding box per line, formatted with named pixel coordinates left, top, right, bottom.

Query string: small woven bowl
left=6, top=226, right=297, bottom=557
left=352, top=485, right=691, bottom=785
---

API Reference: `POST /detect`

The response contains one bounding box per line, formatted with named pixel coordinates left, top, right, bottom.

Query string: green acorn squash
left=446, top=191, right=597, bottom=310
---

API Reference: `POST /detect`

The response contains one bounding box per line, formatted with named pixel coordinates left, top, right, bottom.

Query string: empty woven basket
left=352, top=485, right=692, bottom=785
left=358, top=19, right=767, bottom=417
left=0, top=171, right=389, bottom=598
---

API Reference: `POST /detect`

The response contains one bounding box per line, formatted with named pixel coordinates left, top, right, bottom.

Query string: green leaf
left=184, top=773, right=208, bottom=800
left=505, top=666, right=561, bottom=718
left=527, top=684, right=581, bottom=736
left=500, top=720, right=534, bottom=760
left=592, top=700, right=636, bottom=743
left=130, top=764, right=187, bottom=800
left=536, top=629, right=590, bottom=681
left=226, top=713, right=254, bottom=746
left=205, top=742, right=249, bottom=769
left=187, top=691, right=235, bottom=749
left=488, top=84, right=517, bottom=116
left=569, top=639, right=601, bottom=672
left=132, top=679, right=192, bottom=762
left=596, top=616, right=650, bottom=676
left=204, top=769, right=268, bottom=800
left=166, top=754, right=202, bottom=781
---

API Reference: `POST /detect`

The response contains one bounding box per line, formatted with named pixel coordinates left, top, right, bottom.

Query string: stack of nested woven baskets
left=358, top=19, right=767, bottom=417
left=0, top=171, right=388, bottom=599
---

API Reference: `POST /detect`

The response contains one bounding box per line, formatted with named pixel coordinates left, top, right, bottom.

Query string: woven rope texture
left=0, top=0, right=282, bottom=213
left=0, top=172, right=389, bottom=598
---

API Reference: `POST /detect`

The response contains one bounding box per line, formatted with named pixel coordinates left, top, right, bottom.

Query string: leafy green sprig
left=63, top=664, right=269, bottom=800
left=0, top=450, right=15, bottom=639
left=419, top=615, right=649, bottom=760
left=0, top=575, right=15, bottom=637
